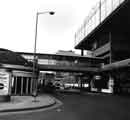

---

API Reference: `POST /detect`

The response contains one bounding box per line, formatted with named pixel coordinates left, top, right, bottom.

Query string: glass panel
left=30, top=77, right=33, bottom=94
left=16, top=77, right=22, bottom=95
left=11, top=77, right=17, bottom=95
left=120, top=0, right=125, bottom=4
left=22, top=77, right=27, bottom=95
left=106, top=0, right=112, bottom=16
left=27, top=77, right=31, bottom=94
left=95, top=9, right=100, bottom=27
left=112, top=0, right=120, bottom=11
left=101, top=0, right=106, bottom=22
left=84, top=20, right=88, bottom=35
left=26, top=77, right=29, bottom=94
left=15, top=77, right=17, bottom=95
left=21, top=77, right=23, bottom=95
left=91, top=15, right=95, bottom=31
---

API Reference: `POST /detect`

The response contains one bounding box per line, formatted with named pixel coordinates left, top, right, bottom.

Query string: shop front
left=11, top=71, right=33, bottom=95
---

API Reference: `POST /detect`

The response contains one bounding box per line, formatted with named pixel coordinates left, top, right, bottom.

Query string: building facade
left=0, top=48, right=35, bottom=101
left=74, top=0, right=130, bottom=94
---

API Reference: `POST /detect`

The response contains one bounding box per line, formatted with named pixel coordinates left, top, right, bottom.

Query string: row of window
left=75, top=0, right=125, bottom=46
left=11, top=76, right=33, bottom=95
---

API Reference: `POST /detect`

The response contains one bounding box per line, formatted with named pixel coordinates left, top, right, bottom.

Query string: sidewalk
left=56, top=88, right=80, bottom=94
left=0, top=94, right=56, bottom=113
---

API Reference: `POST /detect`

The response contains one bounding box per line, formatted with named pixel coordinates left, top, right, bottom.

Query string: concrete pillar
left=109, top=31, right=112, bottom=64
left=108, top=75, right=114, bottom=93
left=90, top=79, right=97, bottom=92
left=80, top=78, right=83, bottom=91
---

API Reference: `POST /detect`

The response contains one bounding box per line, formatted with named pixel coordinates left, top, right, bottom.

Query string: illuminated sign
left=0, top=72, right=10, bottom=95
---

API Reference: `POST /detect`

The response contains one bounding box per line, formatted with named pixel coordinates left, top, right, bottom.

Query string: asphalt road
left=0, top=93, right=130, bottom=120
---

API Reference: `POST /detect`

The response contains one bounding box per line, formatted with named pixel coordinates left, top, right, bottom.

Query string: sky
left=0, top=0, right=99, bottom=54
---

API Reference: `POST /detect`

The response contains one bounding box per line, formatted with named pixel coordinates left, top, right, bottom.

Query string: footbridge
left=17, top=52, right=103, bottom=73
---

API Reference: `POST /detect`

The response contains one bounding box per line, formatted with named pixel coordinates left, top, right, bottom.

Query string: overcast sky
left=0, top=0, right=98, bottom=54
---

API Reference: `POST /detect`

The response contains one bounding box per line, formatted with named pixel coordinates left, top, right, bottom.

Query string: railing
left=75, top=0, right=126, bottom=47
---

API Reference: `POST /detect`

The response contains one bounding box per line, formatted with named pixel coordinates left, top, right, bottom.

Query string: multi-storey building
left=74, top=0, right=130, bottom=94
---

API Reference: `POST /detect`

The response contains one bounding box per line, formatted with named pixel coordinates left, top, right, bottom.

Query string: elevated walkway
left=39, top=64, right=99, bottom=72
left=15, top=52, right=130, bottom=72
left=17, top=52, right=103, bottom=73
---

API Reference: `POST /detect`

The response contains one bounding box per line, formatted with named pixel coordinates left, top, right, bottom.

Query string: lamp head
left=49, top=11, right=55, bottom=15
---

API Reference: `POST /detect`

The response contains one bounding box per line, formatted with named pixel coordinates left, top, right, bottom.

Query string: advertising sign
left=0, top=72, right=10, bottom=95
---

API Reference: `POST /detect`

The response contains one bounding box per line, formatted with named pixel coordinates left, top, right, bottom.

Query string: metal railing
left=75, top=0, right=126, bottom=47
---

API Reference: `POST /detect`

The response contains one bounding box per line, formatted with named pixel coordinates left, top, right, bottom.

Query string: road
left=0, top=93, right=130, bottom=120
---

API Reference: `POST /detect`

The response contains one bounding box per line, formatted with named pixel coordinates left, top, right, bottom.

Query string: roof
left=0, top=48, right=32, bottom=67
left=16, top=52, right=104, bottom=63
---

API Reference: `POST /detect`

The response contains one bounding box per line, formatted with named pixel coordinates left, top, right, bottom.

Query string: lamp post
left=32, top=11, right=55, bottom=101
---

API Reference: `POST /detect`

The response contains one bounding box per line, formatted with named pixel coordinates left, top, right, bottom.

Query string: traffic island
left=0, top=94, right=56, bottom=113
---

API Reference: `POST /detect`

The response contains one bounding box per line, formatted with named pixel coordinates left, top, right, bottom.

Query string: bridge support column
left=90, top=79, right=95, bottom=92
left=108, top=75, right=114, bottom=93
left=80, top=78, right=83, bottom=92
left=101, top=74, right=114, bottom=94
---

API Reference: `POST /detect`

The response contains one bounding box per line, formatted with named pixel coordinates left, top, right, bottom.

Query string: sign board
left=0, top=72, right=10, bottom=95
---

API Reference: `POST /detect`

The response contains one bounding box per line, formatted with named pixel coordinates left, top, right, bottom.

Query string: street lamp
left=32, top=11, right=55, bottom=101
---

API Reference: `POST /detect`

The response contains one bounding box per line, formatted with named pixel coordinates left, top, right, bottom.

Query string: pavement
left=0, top=94, right=56, bottom=113
left=56, top=88, right=109, bottom=95
left=56, top=88, right=80, bottom=94
left=0, top=90, right=111, bottom=114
